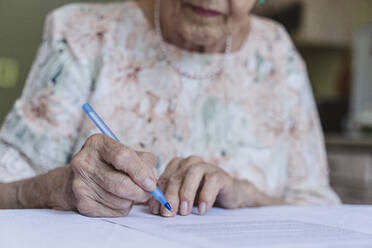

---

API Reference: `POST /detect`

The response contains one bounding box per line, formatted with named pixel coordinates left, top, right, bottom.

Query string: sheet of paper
left=0, top=209, right=188, bottom=248
left=1, top=205, right=372, bottom=248
left=105, top=205, right=372, bottom=248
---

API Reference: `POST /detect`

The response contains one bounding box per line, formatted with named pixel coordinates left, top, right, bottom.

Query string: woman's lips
left=186, top=4, right=223, bottom=17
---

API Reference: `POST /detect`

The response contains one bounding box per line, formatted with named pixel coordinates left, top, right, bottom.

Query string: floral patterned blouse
left=0, top=1, right=340, bottom=204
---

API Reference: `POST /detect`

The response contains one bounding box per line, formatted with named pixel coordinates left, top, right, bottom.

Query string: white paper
left=0, top=209, right=188, bottom=248
left=105, top=205, right=372, bottom=248
left=1, top=205, right=372, bottom=248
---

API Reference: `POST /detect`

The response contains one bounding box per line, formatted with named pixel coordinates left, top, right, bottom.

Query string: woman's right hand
left=63, top=134, right=158, bottom=217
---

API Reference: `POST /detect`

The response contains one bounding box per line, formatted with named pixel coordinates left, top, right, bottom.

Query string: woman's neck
left=138, top=0, right=251, bottom=54
left=161, top=15, right=251, bottom=54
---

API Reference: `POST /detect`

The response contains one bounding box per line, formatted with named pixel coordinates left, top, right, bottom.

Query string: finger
left=179, top=164, right=206, bottom=216
left=150, top=157, right=183, bottom=216
left=137, top=151, right=158, bottom=168
left=183, top=156, right=204, bottom=167
left=93, top=162, right=151, bottom=203
left=160, top=175, right=183, bottom=217
left=148, top=197, right=161, bottom=215
left=77, top=196, right=132, bottom=217
left=73, top=181, right=132, bottom=217
left=96, top=135, right=157, bottom=192
left=161, top=157, right=183, bottom=179
left=149, top=174, right=168, bottom=215
left=137, top=151, right=159, bottom=179
left=93, top=186, right=134, bottom=211
left=198, top=172, right=224, bottom=215
left=149, top=172, right=169, bottom=215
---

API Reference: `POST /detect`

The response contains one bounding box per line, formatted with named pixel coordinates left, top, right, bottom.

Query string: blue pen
left=82, top=103, right=172, bottom=211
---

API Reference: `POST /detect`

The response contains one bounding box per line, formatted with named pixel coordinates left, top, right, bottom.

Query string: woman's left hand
left=148, top=156, right=237, bottom=217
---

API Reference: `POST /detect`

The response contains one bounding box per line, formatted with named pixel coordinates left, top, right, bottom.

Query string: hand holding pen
left=68, top=132, right=162, bottom=217
left=82, top=103, right=172, bottom=213
left=55, top=103, right=171, bottom=217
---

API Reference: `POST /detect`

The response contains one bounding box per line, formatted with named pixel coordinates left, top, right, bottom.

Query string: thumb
left=137, top=151, right=159, bottom=179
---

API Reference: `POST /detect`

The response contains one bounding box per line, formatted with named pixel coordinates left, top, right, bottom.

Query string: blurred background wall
left=0, top=0, right=372, bottom=203
left=0, top=0, right=122, bottom=123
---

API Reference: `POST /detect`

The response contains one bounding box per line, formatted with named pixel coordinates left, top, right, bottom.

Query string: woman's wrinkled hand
left=66, top=134, right=158, bottom=217
left=148, top=156, right=237, bottom=217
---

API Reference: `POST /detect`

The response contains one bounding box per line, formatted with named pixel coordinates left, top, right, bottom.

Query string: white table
left=1, top=205, right=372, bottom=248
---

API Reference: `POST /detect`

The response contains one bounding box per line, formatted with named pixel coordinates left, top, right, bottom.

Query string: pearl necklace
left=154, top=0, right=232, bottom=80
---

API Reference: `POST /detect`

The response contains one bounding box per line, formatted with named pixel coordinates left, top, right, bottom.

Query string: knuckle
left=179, top=188, right=192, bottom=201
left=188, top=164, right=203, bottom=174
left=71, top=162, right=91, bottom=181
left=206, top=171, right=221, bottom=183
left=166, top=157, right=182, bottom=171
left=186, top=155, right=203, bottom=164
left=112, top=146, right=137, bottom=168
left=70, top=154, right=84, bottom=170
left=113, top=149, right=130, bottom=165
left=169, top=157, right=182, bottom=165
left=70, top=155, right=95, bottom=178
left=157, top=177, right=168, bottom=189
left=140, top=152, right=158, bottom=167
left=169, top=174, right=183, bottom=185
left=87, top=134, right=103, bottom=147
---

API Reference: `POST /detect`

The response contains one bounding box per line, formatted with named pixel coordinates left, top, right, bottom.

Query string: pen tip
left=165, top=202, right=172, bottom=211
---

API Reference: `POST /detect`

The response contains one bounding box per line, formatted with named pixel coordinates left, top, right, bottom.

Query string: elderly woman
left=0, top=0, right=339, bottom=217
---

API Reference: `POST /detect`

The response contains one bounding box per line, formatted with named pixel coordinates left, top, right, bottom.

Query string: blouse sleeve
left=278, top=28, right=340, bottom=205
left=0, top=10, right=93, bottom=183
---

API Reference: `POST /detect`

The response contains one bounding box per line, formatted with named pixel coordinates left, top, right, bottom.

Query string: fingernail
left=163, top=209, right=173, bottom=217
left=199, top=202, right=207, bottom=215
left=180, top=201, right=188, bottom=216
left=151, top=203, right=160, bottom=214
left=143, top=177, right=156, bottom=191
